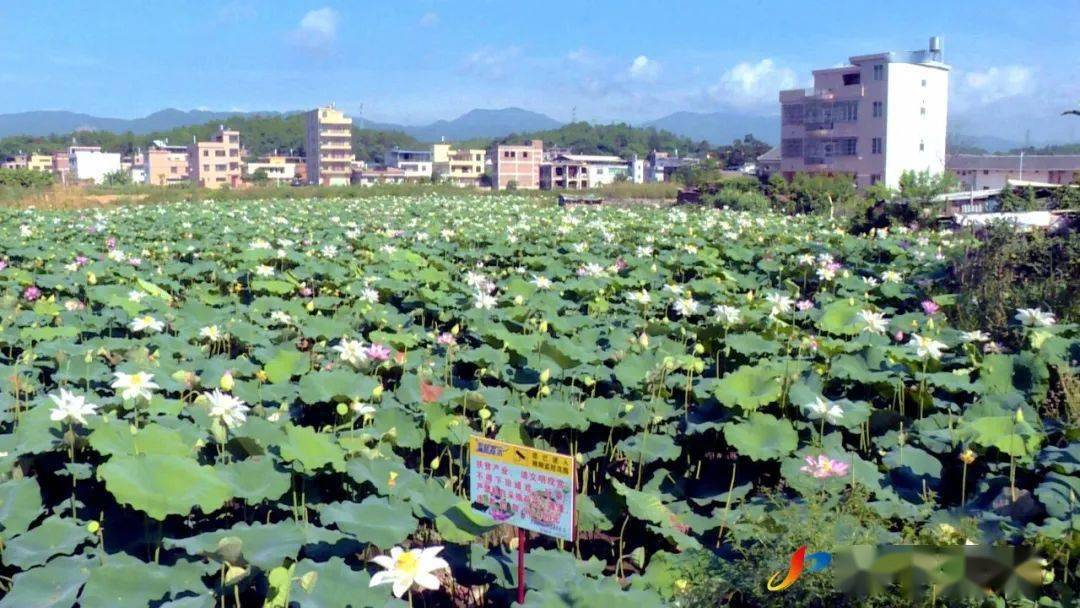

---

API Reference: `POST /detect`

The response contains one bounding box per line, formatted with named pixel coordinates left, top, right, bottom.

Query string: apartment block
left=947, top=154, right=1080, bottom=190
left=145, top=140, right=189, bottom=186
left=188, top=127, right=241, bottom=189
left=540, top=153, right=632, bottom=190
left=27, top=154, right=52, bottom=172
left=1, top=155, right=27, bottom=169
left=779, top=37, right=949, bottom=188
left=246, top=154, right=305, bottom=185
left=432, top=144, right=485, bottom=187
left=69, top=146, right=121, bottom=184
left=492, top=140, right=543, bottom=190
left=385, top=148, right=434, bottom=181
left=306, top=106, right=353, bottom=186
left=51, top=152, right=70, bottom=182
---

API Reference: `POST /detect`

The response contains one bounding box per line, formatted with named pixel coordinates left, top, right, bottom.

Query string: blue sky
left=1, top=1, right=1078, bottom=140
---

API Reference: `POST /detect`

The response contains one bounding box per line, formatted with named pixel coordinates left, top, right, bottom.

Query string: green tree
left=102, top=170, right=131, bottom=186
left=0, top=167, right=54, bottom=187
left=249, top=168, right=270, bottom=185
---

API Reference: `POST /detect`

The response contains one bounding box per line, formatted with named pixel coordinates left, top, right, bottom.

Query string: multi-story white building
left=385, top=148, right=434, bottom=181
left=305, top=106, right=353, bottom=186
left=779, top=37, right=949, bottom=188
left=69, top=146, right=121, bottom=184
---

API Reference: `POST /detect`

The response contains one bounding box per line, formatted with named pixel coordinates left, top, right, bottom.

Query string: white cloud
left=709, top=59, right=797, bottom=108
left=419, top=11, right=439, bottom=27
left=460, top=46, right=521, bottom=81
left=963, top=65, right=1033, bottom=104
left=628, top=55, right=660, bottom=82
left=289, top=8, right=338, bottom=52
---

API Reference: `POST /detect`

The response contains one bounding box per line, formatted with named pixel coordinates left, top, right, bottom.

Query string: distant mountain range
left=0, top=106, right=1055, bottom=152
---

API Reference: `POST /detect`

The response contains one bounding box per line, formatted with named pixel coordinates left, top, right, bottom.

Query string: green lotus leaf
left=290, top=558, right=402, bottom=608
left=617, top=433, right=681, bottom=464
left=0, top=476, right=44, bottom=541
left=1, top=516, right=92, bottom=569
left=713, top=364, right=783, bottom=410
left=78, top=553, right=209, bottom=608
left=0, top=555, right=91, bottom=608
left=316, top=497, right=417, bottom=548
left=215, top=457, right=291, bottom=504
left=435, top=500, right=498, bottom=544
left=263, top=349, right=307, bottom=384
left=278, top=423, right=346, bottom=472
left=722, top=413, right=798, bottom=461
left=165, top=521, right=345, bottom=570
left=98, top=454, right=232, bottom=520
left=87, top=420, right=193, bottom=458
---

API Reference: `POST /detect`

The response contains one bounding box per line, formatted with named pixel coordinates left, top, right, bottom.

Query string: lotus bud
left=675, top=579, right=689, bottom=592
left=255, top=370, right=268, bottom=383
left=582, top=375, right=595, bottom=387
left=624, top=403, right=634, bottom=413
left=1015, top=408, right=1024, bottom=424
left=305, top=301, right=315, bottom=312
left=219, top=371, right=234, bottom=392
left=693, top=343, right=705, bottom=355
left=87, top=520, right=101, bottom=534
left=692, top=360, right=705, bottom=374
left=387, top=471, right=398, bottom=487
left=539, top=320, right=548, bottom=333
left=87, top=271, right=97, bottom=285
left=513, top=295, right=524, bottom=306
left=959, top=449, right=976, bottom=465
left=335, top=402, right=349, bottom=416
left=539, top=385, right=551, bottom=396
left=430, top=457, right=441, bottom=470
left=451, top=324, right=460, bottom=336
left=539, top=368, right=551, bottom=384
left=372, top=384, right=384, bottom=398
left=638, top=333, right=649, bottom=348
left=574, top=453, right=584, bottom=464
left=478, top=408, right=491, bottom=420
left=84, top=350, right=93, bottom=363
left=224, top=565, right=247, bottom=585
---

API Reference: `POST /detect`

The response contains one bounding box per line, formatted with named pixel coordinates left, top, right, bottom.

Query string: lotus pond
left=0, top=196, right=1076, bottom=607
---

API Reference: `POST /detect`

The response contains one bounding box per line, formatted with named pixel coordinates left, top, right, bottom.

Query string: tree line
left=0, top=116, right=771, bottom=169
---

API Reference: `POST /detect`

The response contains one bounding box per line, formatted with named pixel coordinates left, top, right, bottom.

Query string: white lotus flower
left=270, top=311, right=292, bottom=325
left=334, top=338, right=369, bottom=366
left=881, top=270, right=902, bottom=283
left=473, top=291, right=497, bottom=310
left=713, top=304, right=741, bottom=325
left=128, top=290, right=146, bottom=303
left=858, top=309, right=889, bottom=335
left=960, top=330, right=989, bottom=343
left=369, top=546, right=450, bottom=599
left=1015, top=308, right=1055, bottom=327
left=205, top=390, right=249, bottom=429
left=360, top=287, right=380, bottom=304
left=673, top=296, right=700, bottom=317
left=766, top=293, right=793, bottom=316
left=199, top=325, right=224, bottom=341
left=530, top=275, right=552, bottom=290
left=111, top=371, right=159, bottom=401
left=628, top=289, right=651, bottom=305
left=129, top=315, right=164, bottom=333
left=254, top=264, right=275, bottom=277
left=910, top=334, right=947, bottom=360
left=49, top=389, right=99, bottom=426
left=805, top=396, right=844, bottom=425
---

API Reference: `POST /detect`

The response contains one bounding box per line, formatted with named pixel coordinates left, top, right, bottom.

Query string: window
left=842, top=73, right=861, bottom=86
left=872, top=138, right=882, bottom=154
left=921, top=79, right=927, bottom=87
left=782, top=103, right=804, bottom=125
left=522, top=152, right=529, bottom=159
left=919, top=140, right=925, bottom=152
left=872, top=101, right=883, bottom=117
left=870, top=174, right=881, bottom=185
left=920, top=107, right=926, bottom=116
left=873, top=65, right=884, bottom=81
left=781, top=138, right=803, bottom=158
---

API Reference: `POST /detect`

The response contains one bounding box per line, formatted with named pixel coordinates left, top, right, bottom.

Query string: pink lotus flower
left=0, top=260, right=7, bottom=271
left=105, top=237, right=116, bottom=251
left=800, top=454, right=850, bottom=479
left=614, top=257, right=628, bottom=272
left=365, top=343, right=392, bottom=362
left=796, top=299, right=814, bottom=311
left=921, top=300, right=940, bottom=315
left=299, top=286, right=313, bottom=297
left=894, top=330, right=905, bottom=342
left=75, top=256, right=89, bottom=266
left=436, top=332, right=456, bottom=346
left=23, top=285, right=42, bottom=301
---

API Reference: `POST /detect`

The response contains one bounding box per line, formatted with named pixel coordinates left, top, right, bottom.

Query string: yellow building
left=27, top=154, right=53, bottom=172
left=305, top=106, right=353, bottom=186
left=432, top=144, right=486, bottom=187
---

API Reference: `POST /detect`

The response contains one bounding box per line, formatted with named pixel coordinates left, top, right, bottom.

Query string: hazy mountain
left=0, top=108, right=290, bottom=137
left=0, top=107, right=562, bottom=143
left=643, top=111, right=780, bottom=145
left=391, top=108, right=563, bottom=142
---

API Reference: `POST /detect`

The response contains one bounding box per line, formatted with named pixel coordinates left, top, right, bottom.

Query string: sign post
left=468, top=435, right=576, bottom=605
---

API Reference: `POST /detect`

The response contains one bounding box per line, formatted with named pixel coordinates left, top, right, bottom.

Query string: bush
left=952, top=221, right=1079, bottom=340
left=704, top=187, right=770, bottom=212
left=0, top=167, right=54, bottom=188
